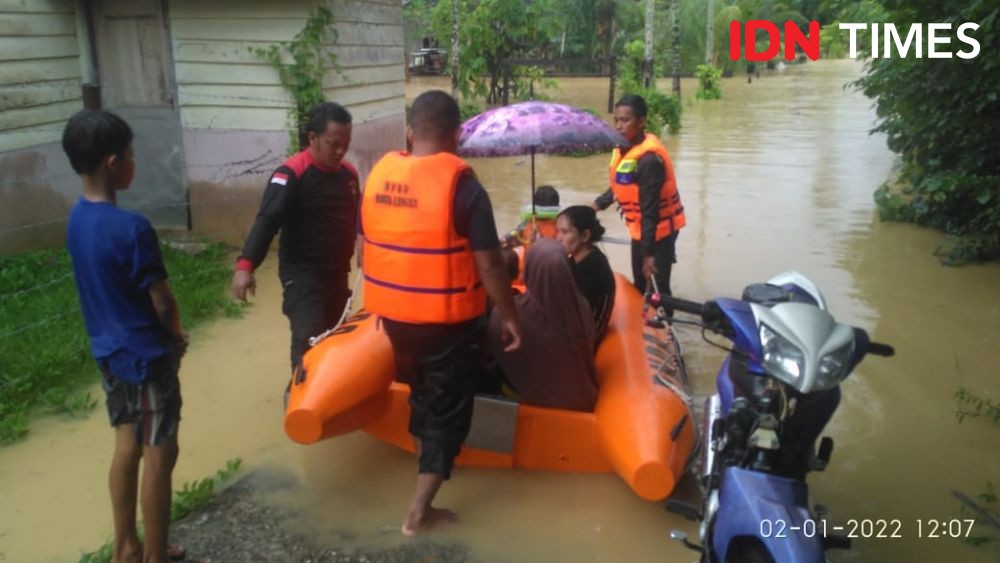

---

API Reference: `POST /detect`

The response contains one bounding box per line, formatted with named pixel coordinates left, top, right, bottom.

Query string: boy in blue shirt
left=63, top=110, right=192, bottom=563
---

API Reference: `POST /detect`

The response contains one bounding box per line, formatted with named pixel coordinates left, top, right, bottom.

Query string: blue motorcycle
left=652, top=272, right=894, bottom=563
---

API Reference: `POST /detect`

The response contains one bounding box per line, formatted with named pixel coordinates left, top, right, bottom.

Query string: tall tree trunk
left=671, top=0, right=681, bottom=96
left=450, top=0, right=459, bottom=97
left=705, top=0, right=715, bottom=65
left=608, top=17, right=617, bottom=112
left=560, top=24, right=567, bottom=57
left=643, top=0, right=654, bottom=89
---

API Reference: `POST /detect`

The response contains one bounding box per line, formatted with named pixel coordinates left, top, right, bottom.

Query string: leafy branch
left=954, top=387, right=1000, bottom=427
left=954, top=483, right=1000, bottom=549
left=251, top=1, right=341, bottom=152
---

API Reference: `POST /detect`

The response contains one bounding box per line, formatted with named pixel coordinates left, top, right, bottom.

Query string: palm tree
left=705, top=0, right=715, bottom=64
left=450, top=0, right=459, bottom=96
left=644, top=0, right=654, bottom=88
left=670, top=0, right=681, bottom=96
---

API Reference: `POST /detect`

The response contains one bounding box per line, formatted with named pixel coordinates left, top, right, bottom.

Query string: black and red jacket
left=237, top=149, right=359, bottom=274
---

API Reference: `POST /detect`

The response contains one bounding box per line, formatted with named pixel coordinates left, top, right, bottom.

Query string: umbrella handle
left=530, top=147, right=536, bottom=216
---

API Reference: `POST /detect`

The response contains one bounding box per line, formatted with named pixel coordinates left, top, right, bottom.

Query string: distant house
left=0, top=0, right=406, bottom=252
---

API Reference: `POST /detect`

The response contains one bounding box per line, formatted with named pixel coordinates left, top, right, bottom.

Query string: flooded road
left=2, top=60, right=997, bottom=562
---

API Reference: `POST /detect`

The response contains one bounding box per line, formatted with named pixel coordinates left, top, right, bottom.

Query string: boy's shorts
left=99, top=352, right=182, bottom=446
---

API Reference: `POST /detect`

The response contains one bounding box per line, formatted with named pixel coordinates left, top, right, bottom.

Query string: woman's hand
left=499, top=318, right=523, bottom=352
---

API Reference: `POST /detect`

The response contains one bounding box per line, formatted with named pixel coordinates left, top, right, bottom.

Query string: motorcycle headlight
left=760, top=324, right=804, bottom=386
left=816, top=340, right=855, bottom=390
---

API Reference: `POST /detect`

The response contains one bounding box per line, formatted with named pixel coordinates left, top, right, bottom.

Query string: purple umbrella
left=459, top=101, right=626, bottom=213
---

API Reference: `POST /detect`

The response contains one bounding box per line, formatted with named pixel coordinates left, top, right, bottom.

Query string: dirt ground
left=171, top=469, right=473, bottom=563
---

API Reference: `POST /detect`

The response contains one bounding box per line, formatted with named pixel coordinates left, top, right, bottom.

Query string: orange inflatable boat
left=284, top=273, right=696, bottom=501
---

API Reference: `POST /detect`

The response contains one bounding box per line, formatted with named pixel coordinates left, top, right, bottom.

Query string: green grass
left=0, top=240, right=241, bottom=445
left=78, top=458, right=243, bottom=563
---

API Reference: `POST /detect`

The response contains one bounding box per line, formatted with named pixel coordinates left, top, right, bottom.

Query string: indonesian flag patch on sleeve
left=270, top=172, right=289, bottom=186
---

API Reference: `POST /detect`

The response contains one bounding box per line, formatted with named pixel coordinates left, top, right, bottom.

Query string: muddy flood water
left=2, top=60, right=998, bottom=562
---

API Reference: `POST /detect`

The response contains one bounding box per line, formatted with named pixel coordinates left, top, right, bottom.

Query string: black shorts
left=99, top=352, right=182, bottom=446
left=382, top=318, right=482, bottom=479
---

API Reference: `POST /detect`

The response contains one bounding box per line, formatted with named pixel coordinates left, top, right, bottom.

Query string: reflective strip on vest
left=361, top=151, right=486, bottom=324
left=608, top=133, right=686, bottom=241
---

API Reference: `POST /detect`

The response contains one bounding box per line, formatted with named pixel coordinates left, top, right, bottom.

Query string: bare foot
left=167, top=544, right=187, bottom=561
left=111, top=540, right=143, bottom=563
left=401, top=506, right=458, bottom=536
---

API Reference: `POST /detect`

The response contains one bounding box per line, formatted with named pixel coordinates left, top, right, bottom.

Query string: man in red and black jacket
left=230, top=102, right=360, bottom=373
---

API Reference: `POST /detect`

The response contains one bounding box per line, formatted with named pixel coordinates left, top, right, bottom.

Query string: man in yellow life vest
left=593, top=94, right=686, bottom=298
left=358, top=90, right=523, bottom=535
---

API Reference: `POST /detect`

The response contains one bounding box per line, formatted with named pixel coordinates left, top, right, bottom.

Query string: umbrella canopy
left=459, top=101, right=625, bottom=157
left=458, top=101, right=626, bottom=213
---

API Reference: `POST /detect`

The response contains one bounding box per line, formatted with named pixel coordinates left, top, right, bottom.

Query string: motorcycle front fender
left=712, top=467, right=824, bottom=563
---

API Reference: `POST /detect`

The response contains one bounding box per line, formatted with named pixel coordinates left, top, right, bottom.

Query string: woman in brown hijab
left=487, top=238, right=599, bottom=412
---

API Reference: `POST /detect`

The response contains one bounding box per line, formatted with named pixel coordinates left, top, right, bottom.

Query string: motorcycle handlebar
left=867, top=341, right=895, bottom=357
left=653, top=294, right=706, bottom=317
left=652, top=295, right=896, bottom=359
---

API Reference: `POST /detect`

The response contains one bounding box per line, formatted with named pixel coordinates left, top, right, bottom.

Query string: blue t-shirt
left=66, top=199, right=172, bottom=383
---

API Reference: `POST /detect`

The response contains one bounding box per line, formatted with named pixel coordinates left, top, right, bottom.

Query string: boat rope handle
left=308, top=270, right=364, bottom=348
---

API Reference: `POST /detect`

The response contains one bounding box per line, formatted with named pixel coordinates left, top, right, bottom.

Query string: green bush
left=616, top=39, right=682, bottom=136
left=616, top=39, right=646, bottom=96
left=460, top=100, right=483, bottom=122
left=694, top=64, right=722, bottom=100
left=643, top=89, right=683, bottom=136
left=856, top=0, right=999, bottom=264
left=820, top=2, right=889, bottom=59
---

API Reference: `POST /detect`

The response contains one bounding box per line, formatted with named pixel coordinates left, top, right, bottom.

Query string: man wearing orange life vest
left=358, top=90, right=522, bottom=536
left=593, top=94, right=686, bottom=298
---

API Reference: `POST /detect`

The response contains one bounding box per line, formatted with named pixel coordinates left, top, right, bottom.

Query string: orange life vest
left=608, top=133, right=686, bottom=241
left=361, top=151, right=486, bottom=324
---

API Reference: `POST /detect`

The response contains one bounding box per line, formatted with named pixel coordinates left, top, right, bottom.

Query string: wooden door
left=89, top=0, right=187, bottom=228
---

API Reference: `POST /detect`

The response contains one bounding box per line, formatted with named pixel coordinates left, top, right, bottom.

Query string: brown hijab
left=488, top=238, right=598, bottom=411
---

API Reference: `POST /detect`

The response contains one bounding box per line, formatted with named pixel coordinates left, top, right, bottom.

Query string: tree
left=644, top=0, right=655, bottom=88
left=856, top=0, right=1000, bottom=263
left=427, top=0, right=558, bottom=104
left=617, top=39, right=682, bottom=135
left=670, top=0, right=681, bottom=95
left=713, top=3, right=742, bottom=70
left=450, top=0, right=459, bottom=96
left=705, top=0, right=715, bottom=64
